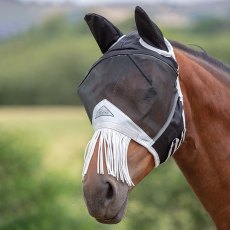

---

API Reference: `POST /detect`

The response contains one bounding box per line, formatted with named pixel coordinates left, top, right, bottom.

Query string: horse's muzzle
left=83, top=174, right=129, bottom=224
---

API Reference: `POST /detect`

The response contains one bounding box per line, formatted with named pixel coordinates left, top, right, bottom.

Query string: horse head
left=78, top=6, right=185, bottom=224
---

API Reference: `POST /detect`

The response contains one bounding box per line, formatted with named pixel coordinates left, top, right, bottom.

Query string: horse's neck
left=173, top=49, right=230, bottom=228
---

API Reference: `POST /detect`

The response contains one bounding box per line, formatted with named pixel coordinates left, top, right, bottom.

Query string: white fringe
left=82, top=128, right=134, bottom=186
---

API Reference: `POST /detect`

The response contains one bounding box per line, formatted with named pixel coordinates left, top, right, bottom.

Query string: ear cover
left=84, top=13, right=123, bottom=53
left=135, top=6, right=168, bottom=51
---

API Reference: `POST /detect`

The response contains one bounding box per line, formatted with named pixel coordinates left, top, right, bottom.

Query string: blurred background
left=0, top=0, right=229, bottom=229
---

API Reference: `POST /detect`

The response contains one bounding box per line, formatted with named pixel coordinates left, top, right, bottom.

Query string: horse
left=77, top=6, right=230, bottom=229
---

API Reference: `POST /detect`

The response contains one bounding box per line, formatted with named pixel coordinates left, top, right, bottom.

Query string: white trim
left=176, top=78, right=186, bottom=130
left=139, top=38, right=176, bottom=60
left=176, top=78, right=183, bottom=102
left=109, top=35, right=126, bottom=49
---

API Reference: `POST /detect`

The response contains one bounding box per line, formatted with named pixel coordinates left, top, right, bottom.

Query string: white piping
left=109, top=35, right=126, bottom=49
left=139, top=38, right=176, bottom=60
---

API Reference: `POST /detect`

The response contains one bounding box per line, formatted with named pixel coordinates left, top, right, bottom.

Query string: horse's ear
left=84, top=13, right=123, bottom=53
left=135, top=6, right=168, bottom=51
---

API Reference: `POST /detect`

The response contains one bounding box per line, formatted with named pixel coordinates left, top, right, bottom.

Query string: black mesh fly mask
left=78, top=11, right=186, bottom=186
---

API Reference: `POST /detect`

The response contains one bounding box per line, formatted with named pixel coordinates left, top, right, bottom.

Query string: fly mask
left=77, top=7, right=186, bottom=186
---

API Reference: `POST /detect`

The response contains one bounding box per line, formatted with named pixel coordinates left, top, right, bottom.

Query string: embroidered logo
left=95, top=106, right=114, bottom=119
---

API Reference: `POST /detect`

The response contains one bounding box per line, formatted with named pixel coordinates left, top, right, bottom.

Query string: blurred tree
left=0, top=15, right=229, bottom=105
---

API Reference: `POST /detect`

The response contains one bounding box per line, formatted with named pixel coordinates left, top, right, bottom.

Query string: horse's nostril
left=106, top=182, right=114, bottom=200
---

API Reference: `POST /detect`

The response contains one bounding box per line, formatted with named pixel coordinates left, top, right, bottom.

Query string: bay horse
left=78, top=6, right=230, bottom=229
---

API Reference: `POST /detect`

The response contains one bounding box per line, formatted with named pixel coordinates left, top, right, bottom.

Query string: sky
left=20, top=0, right=217, bottom=6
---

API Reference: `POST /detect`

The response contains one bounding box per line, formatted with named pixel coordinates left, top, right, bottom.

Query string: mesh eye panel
left=78, top=54, right=177, bottom=139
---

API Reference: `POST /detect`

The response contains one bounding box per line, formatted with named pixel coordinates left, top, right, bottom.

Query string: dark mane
left=170, top=40, right=230, bottom=75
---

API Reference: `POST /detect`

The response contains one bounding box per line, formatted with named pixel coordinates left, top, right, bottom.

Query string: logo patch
left=95, top=106, right=114, bottom=119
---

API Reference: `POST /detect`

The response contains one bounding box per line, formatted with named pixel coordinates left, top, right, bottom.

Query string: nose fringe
left=82, top=128, right=134, bottom=186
